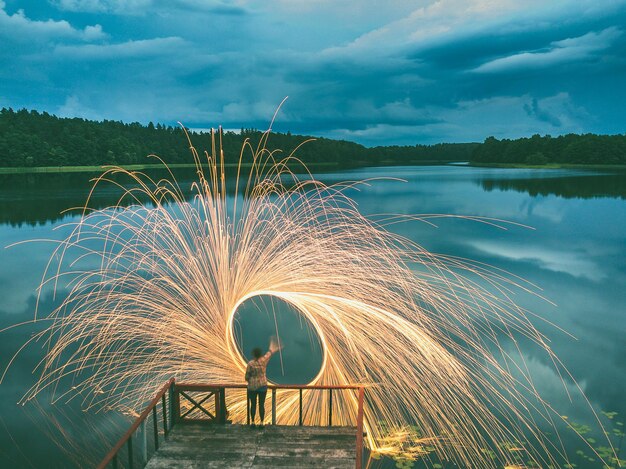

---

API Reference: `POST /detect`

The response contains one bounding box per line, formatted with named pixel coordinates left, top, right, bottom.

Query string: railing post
left=328, top=388, right=333, bottom=426
left=173, top=386, right=180, bottom=425
left=161, top=394, right=168, bottom=437
left=152, top=406, right=159, bottom=450
left=127, top=435, right=134, bottom=469
left=214, top=391, right=219, bottom=422
left=138, top=420, right=147, bottom=465
left=299, top=389, right=303, bottom=426
left=355, top=387, right=365, bottom=469
left=97, top=379, right=173, bottom=469
left=169, top=383, right=175, bottom=430
left=218, top=387, right=226, bottom=424
left=246, top=388, right=250, bottom=425
left=271, top=388, right=276, bottom=425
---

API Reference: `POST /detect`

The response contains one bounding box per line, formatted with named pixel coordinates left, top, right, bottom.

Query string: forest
left=471, top=133, right=626, bottom=165
left=0, top=108, right=624, bottom=168
left=0, top=108, right=475, bottom=168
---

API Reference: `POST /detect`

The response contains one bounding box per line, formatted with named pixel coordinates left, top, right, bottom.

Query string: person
left=245, top=337, right=281, bottom=428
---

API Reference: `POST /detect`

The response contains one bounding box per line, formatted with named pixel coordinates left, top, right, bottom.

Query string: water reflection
left=478, top=171, right=626, bottom=199
left=0, top=290, right=128, bottom=468
left=0, top=170, right=197, bottom=227
left=339, top=167, right=626, bottom=420
left=1, top=165, right=624, bottom=467
left=0, top=166, right=333, bottom=227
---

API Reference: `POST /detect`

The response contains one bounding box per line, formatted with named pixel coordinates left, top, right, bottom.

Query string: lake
left=1, top=165, right=625, bottom=468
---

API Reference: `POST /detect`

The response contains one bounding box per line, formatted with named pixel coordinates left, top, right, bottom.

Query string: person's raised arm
left=269, top=336, right=282, bottom=354
left=262, top=336, right=283, bottom=363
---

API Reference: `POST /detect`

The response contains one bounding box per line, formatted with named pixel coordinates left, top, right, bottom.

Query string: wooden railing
left=97, top=378, right=175, bottom=469
left=98, top=380, right=366, bottom=469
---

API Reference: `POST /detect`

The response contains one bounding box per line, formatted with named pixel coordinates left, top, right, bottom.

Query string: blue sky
left=1, top=0, right=625, bottom=145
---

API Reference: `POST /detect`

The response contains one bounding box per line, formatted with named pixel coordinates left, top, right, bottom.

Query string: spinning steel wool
left=16, top=127, right=585, bottom=467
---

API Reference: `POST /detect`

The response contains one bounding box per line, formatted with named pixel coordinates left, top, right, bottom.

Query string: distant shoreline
left=0, top=162, right=341, bottom=175
left=468, top=162, right=626, bottom=171
left=4, top=109, right=625, bottom=171
left=3, top=160, right=626, bottom=175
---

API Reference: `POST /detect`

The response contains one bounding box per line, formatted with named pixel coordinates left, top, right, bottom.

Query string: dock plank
left=144, top=422, right=357, bottom=469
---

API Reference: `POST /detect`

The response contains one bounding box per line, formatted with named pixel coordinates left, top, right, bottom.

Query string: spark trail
left=14, top=126, right=588, bottom=467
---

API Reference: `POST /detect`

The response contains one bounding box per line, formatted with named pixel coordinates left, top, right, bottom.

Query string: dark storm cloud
left=1, top=0, right=625, bottom=145
left=524, top=98, right=562, bottom=128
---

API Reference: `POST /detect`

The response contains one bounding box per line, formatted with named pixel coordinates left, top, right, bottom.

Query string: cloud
left=473, top=27, right=623, bottom=73
left=524, top=98, right=562, bottom=127
left=2, top=0, right=626, bottom=144
left=320, top=0, right=537, bottom=60
left=522, top=92, right=591, bottom=129
left=51, top=0, right=152, bottom=13
left=327, top=93, right=590, bottom=145
left=0, top=1, right=105, bottom=41
left=172, top=0, right=248, bottom=15
left=54, top=36, right=187, bottom=59
left=469, top=240, right=606, bottom=281
left=52, top=0, right=249, bottom=15
left=446, top=94, right=588, bottom=138
left=57, top=95, right=101, bottom=120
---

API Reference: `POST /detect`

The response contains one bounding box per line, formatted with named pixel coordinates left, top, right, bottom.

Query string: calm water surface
left=0, top=166, right=624, bottom=467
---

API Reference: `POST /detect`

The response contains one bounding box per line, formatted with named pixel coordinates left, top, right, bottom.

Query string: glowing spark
left=8, top=126, right=609, bottom=467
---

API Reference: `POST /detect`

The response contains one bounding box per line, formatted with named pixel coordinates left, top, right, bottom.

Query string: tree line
left=0, top=108, right=476, bottom=168
left=471, top=133, right=626, bottom=165
left=1, top=108, right=624, bottom=168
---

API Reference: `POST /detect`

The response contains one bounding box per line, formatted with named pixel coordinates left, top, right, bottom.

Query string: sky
left=1, top=0, right=625, bottom=145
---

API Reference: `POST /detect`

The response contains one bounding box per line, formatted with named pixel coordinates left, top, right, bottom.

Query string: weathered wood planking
left=144, top=421, right=357, bottom=469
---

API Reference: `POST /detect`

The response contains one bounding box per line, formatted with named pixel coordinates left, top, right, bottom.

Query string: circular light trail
left=16, top=128, right=592, bottom=467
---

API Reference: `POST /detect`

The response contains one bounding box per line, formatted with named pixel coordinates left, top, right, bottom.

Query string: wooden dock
left=97, top=380, right=365, bottom=469
left=144, top=421, right=358, bottom=468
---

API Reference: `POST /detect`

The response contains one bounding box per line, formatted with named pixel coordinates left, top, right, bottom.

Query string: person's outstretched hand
left=269, top=336, right=283, bottom=353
